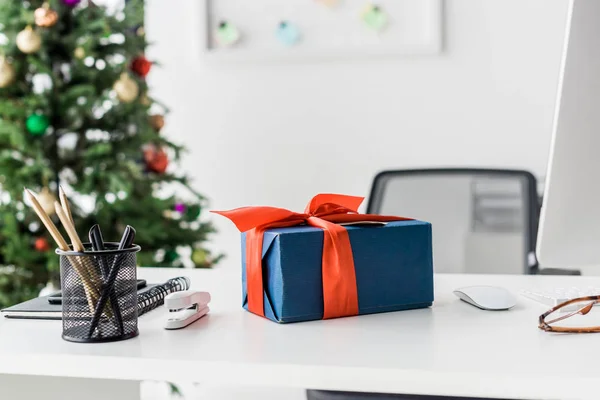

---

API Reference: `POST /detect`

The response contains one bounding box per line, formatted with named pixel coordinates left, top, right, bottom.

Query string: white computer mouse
left=453, top=285, right=516, bottom=311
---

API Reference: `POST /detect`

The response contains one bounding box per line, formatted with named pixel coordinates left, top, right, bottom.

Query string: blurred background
left=143, top=0, right=568, bottom=265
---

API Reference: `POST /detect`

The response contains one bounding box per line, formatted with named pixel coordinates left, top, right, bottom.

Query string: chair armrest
left=537, top=268, right=581, bottom=276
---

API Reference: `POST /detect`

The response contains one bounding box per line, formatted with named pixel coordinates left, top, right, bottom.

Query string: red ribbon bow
left=213, top=194, right=410, bottom=319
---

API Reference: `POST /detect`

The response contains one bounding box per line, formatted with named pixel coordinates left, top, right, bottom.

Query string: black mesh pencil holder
left=56, top=243, right=141, bottom=343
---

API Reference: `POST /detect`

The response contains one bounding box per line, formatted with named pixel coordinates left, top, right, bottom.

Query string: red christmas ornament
left=34, top=237, right=50, bottom=252
left=143, top=146, right=169, bottom=174
left=130, top=56, right=152, bottom=78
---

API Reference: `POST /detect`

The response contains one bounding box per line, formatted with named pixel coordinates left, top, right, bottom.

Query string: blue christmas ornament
left=276, top=21, right=301, bottom=47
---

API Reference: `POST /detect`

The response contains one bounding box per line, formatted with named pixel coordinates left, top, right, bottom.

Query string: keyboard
left=521, top=287, right=600, bottom=307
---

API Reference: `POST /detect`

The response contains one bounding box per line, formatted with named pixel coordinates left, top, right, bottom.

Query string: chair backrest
left=367, top=168, right=539, bottom=275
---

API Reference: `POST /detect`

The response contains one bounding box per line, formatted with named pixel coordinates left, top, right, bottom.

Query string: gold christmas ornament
left=74, top=47, right=85, bottom=59
left=140, top=93, right=151, bottom=106
left=113, top=73, right=139, bottom=103
left=136, top=26, right=145, bottom=36
left=149, top=114, right=165, bottom=131
left=34, top=3, right=58, bottom=28
left=0, top=57, right=15, bottom=88
left=16, top=26, right=42, bottom=54
left=191, top=248, right=210, bottom=267
left=37, top=187, right=57, bottom=216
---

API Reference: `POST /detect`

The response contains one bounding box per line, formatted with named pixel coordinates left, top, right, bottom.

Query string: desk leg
left=0, top=374, right=140, bottom=400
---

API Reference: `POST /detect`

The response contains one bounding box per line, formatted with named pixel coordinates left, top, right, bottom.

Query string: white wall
left=145, top=0, right=569, bottom=265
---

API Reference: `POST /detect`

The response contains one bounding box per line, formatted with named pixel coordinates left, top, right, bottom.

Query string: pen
left=88, top=225, right=136, bottom=336
left=89, top=224, right=124, bottom=335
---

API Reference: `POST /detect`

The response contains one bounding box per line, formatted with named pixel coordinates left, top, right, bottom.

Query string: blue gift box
left=241, top=220, right=434, bottom=323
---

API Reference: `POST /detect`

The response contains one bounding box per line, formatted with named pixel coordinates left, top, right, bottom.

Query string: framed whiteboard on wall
left=201, top=0, right=443, bottom=60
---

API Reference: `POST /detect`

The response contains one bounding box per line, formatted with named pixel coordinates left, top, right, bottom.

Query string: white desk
left=1, top=268, right=599, bottom=400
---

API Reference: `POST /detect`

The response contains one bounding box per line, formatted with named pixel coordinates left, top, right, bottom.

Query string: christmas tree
left=0, top=0, right=220, bottom=308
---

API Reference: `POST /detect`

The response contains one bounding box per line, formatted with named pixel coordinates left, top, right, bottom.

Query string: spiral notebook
left=1, top=276, right=191, bottom=320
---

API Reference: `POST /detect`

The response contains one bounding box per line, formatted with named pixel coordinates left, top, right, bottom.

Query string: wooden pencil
left=54, top=201, right=110, bottom=318
left=58, top=186, right=75, bottom=226
left=25, top=188, right=98, bottom=313
left=56, top=192, right=105, bottom=294
left=25, top=189, right=69, bottom=251
left=54, top=201, right=85, bottom=252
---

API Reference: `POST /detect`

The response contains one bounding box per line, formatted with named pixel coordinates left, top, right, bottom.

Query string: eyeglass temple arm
left=544, top=301, right=596, bottom=325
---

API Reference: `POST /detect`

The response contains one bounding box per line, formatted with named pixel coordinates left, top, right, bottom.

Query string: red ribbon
left=212, top=194, right=410, bottom=319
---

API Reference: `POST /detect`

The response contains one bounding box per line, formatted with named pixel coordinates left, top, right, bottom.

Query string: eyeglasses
left=539, top=296, right=600, bottom=333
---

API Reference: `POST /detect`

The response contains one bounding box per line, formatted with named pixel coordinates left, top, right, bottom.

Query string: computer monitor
left=537, top=0, right=600, bottom=269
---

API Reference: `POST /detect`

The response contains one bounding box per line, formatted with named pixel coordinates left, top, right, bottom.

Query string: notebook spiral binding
left=137, top=276, right=191, bottom=317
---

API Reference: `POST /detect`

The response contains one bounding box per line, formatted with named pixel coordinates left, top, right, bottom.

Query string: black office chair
left=366, top=168, right=578, bottom=275
left=306, top=391, right=511, bottom=400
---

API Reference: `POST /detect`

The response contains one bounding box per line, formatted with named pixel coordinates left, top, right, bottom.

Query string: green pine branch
left=0, top=0, right=220, bottom=309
